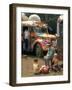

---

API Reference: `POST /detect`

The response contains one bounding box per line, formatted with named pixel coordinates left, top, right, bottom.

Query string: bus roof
left=21, top=21, right=47, bottom=28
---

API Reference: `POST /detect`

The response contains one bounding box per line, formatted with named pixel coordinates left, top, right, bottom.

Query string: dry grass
left=21, top=55, right=63, bottom=77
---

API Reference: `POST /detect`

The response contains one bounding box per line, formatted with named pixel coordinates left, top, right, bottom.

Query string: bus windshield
left=34, top=27, right=48, bottom=34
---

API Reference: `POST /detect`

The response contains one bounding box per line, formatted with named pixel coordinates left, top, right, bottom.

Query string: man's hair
left=24, top=26, right=28, bottom=30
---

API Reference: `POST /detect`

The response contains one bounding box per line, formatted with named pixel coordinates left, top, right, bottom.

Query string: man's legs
left=25, top=39, right=28, bottom=50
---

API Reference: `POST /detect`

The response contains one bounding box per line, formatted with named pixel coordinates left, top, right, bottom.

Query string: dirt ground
left=21, top=54, right=63, bottom=77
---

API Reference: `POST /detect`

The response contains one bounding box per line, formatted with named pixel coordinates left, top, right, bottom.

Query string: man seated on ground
left=52, top=53, right=63, bottom=72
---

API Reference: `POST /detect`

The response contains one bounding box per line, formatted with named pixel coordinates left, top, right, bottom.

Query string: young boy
left=33, top=59, right=39, bottom=75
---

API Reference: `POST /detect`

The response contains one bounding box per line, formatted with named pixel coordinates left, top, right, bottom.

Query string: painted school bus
left=22, top=20, right=56, bottom=57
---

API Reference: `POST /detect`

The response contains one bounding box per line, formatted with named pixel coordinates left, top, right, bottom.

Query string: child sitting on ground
left=52, top=53, right=62, bottom=72
left=33, top=59, right=40, bottom=75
